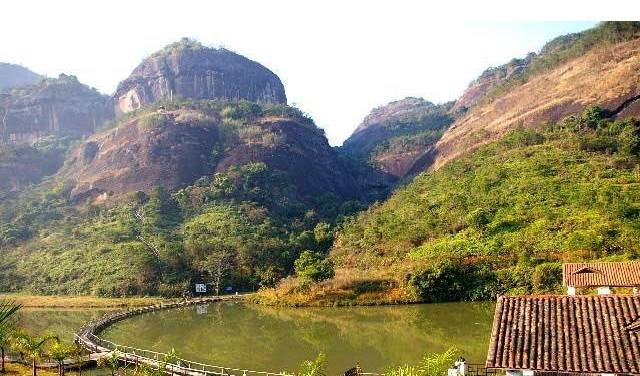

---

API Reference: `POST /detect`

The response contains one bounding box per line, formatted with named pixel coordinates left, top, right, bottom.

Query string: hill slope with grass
left=258, top=109, right=640, bottom=305
left=422, top=22, right=640, bottom=172
left=0, top=99, right=371, bottom=296
left=341, top=98, right=454, bottom=178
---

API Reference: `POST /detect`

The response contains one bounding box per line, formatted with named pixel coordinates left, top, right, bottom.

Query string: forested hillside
left=0, top=100, right=366, bottom=296
left=259, top=108, right=640, bottom=305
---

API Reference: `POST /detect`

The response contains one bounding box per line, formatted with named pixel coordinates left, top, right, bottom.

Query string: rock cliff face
left=0, top=63, right=41, bottom=91
left=0, top=143, right=65, bottom=196
left=342, top=97, right=453, bottom=178
left=0, top=74, right=114, bottom=144
left=62, top=103, right=361, bottom=203
left=114, top=38, right=287, bottom=114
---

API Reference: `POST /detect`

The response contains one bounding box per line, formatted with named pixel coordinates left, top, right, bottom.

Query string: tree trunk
left=32, top=358, right=37, bottom=376
left=1, top=346, right=5, bottom=373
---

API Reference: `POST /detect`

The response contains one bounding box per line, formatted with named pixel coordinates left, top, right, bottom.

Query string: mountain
left=341, top=22, right=640, bottom=180
left=449, top=55, right=532, bottom=114
left=0, top=138, right=75, bottom=198
left=259, top=111, right=640, bottom=306
left=421, top=22, right=640, bottom=172
left=0, top=63, right=41, bottom=90
left=256, top=22, right=640, bottom=306
left=62, top=99, right=362, bottom=203
left=0, top=74, right=114, bottom=144
left=0, top=100, right=369, bottom=295
left=114, top=38, right=287, bottom=114
left=341, top=97, right=454, bottom=178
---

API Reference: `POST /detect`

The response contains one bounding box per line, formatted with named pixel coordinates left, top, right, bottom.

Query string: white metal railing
left=75, top=296, right=301, bottom=376
left=76, top=332, right=291, bottom=376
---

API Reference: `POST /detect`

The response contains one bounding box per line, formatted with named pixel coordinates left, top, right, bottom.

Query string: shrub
left=532, top=262, right=562, bottom=293
left=409, top=262, right=467, bottom=303
left=294, top=251, right=335, bottom=282
left=581, top=106, right=605, bottom=129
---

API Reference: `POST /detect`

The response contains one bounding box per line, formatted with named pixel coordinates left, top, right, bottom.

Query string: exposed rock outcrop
left=0, top=63, right=41, bottom=91
left=0, top=143, right=65, bottom=196
left=114, top=38, right=286, bottom=114
left=0, top=74, right=114, bottom=144
left=62, top=104, right=362, bottom=203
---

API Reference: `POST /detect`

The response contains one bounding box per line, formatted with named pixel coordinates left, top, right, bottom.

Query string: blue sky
left=0, top=1, right=597, bottom=144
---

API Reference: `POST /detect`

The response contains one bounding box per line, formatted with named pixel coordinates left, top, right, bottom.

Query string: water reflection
left=101, top=302, right=495, bottom=375
left=16, top=308, right=112, bottom=340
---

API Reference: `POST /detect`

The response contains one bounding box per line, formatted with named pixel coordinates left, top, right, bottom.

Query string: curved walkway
left=75, top=295, right=292, bottom=376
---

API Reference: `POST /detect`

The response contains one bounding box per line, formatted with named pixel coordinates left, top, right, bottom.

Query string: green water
left=100, top=301, right=495, bottom=375
left=15, top=308, right=111, bottom=341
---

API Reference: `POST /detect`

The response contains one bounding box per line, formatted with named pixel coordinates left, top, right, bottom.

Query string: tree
left=197, top=251, right=234, bottom=295
left=0, top=300, right=21, bottom=373
left=532, top=263, right=562, bottom=293
left=68, top=342, right=86, bottom=376
left=294, top=251, right=334, bottom=282
left=49, top=341, right=72, bottom=376
left=97, top=350, right=121, bottom=376
left=581, top=106, right=604, bottom=129
left=11, top=331, right=58, bottom=376
left=141, top=186, right=182, bottom=235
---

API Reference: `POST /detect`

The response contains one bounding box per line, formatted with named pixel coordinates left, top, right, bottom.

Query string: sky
left=0, top=1, right=611, bottom=145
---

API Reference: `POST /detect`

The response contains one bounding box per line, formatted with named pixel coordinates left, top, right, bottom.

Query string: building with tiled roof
left=563, top=261, right=640, bottom=295
left=486, top=295, right=640, bottom=376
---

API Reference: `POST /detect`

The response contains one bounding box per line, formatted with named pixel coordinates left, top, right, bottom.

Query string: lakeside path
left=0, top=294, right=167, bottom=308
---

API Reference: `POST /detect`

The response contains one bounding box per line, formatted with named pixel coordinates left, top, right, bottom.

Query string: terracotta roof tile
left=486, top=295, right=640, bottom=374
left=563, top=261, right=640, bottom=288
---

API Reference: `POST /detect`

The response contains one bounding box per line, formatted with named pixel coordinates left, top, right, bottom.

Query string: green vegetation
left=10, top=331, right=57, bottom=376
left=151, top=37, right=207, bottom=57
left=486, top=22, right=640, bottom=101
left=0, top=100, right=361, bottom=297
left=296, top=352, right=327, bottom=376
left=385, top=347, right=457, bottom=376
left=294, top=251, right=334, bottom=282
left=330, top=109, right=640, bottom=302
left=342, top=99, right=454, bottom=166
left=0, top=301, right=21, bottom=373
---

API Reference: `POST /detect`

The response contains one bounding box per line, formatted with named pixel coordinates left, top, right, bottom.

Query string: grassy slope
left=259, top=115, right=640, bottom=305
left=431, top=23, right=640, bottom=171
left=0, top=293, right=163, bottom=308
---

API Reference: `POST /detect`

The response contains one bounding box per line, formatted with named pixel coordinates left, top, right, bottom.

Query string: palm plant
left=0, top=300, right=21, bottom=373
left=385, top=347, right=458, bottom=376
left=297, top=352, right=327, bottom=376
left=11, top=331, right=58, bottom=376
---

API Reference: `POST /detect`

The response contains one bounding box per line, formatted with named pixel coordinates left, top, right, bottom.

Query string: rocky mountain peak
left=114, top=38, right=287, bottom=114
left=0, top=74, right=114, bottom=144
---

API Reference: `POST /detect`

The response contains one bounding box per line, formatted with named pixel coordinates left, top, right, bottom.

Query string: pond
left=16, top=308, right=112, bottom=341
left=100, top=301, right=495, bottom=375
